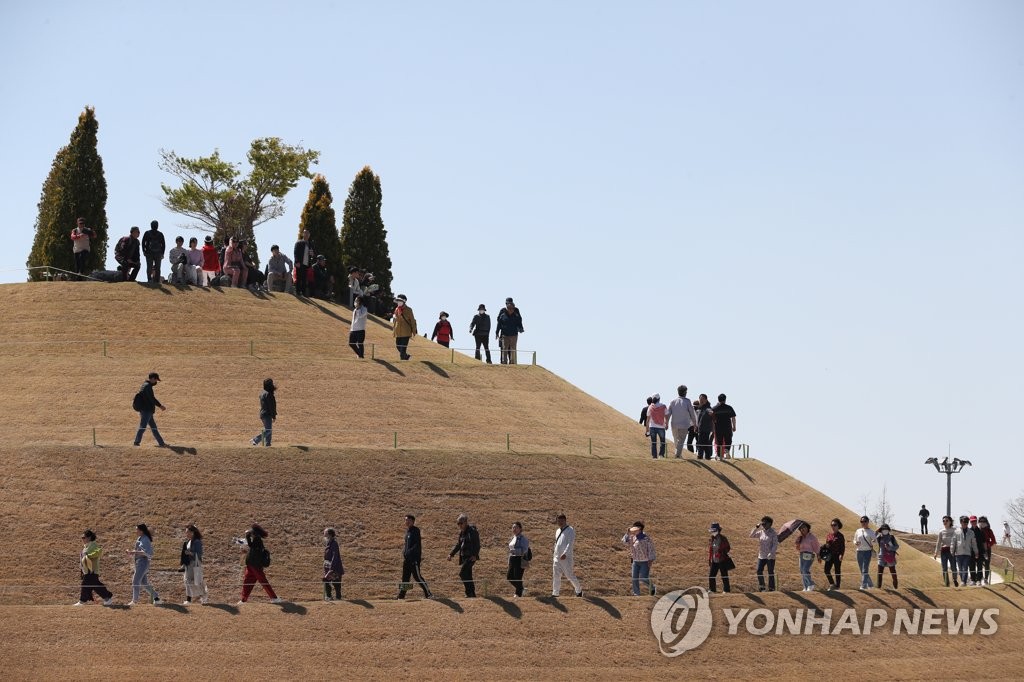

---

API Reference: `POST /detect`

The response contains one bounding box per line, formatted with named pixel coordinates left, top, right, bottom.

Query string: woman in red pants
left=238, top=523, right=282, bottom=604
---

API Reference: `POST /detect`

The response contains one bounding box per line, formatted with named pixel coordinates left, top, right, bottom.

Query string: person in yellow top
left=75, top=530, right=114, bottom=606
left=391, top=294, right=417, bottom=360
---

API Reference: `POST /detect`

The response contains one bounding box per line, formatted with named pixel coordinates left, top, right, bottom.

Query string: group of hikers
left=640, top=386, right=737, bottom=460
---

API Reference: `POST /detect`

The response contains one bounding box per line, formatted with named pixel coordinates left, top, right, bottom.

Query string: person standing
left=392, top=294, right=417, bottom=361
left=265, top=245, right=293, bottom=293
left=141, top=220, right=166, bottom=284
left=181, top=524, right=208, bottom=605
left=622, top=521, right=656, bottom=596
left=968, top=516, right=986, bottom=585
left=349, top=295, right=368, bottom=358
left=239, top=523, right=282, bottom=603
left=552, top=513, right=582, bottom=597
left=853, top=516, right=877, bottom=589
left=448, top=514, right=481, bottom=598
left=507, top=521, right=531, bottom=598
left=933, top=515, right=959, bottom=587
left=666, top=385, right=698, bottom=458
left=125, top=523, right=161, bottom=606
left=822, top=518, right=846, bottom=591
left=69, top=217, right=94, bottom=279
left=397, top=515, right=432, bottom=599
left=346, top=266, right=363, bottom=306
left=250, top=378, right=277, bottom=447
left=876, top=524, right=899, bottom=589
left=646, top=394, right=668, bottom=459
left=795, top=522, right=820, bottom=592
left=75, top=529, right=114, bottom=606
left=951, top=515, right=978, bottom=587
left=695, top=394, right=715, bottom=460
left=711, top=394, right=737, bottom=460
left=115, top=226, right=142, bottom=282
left=1003, top=521, right=1014, bottom=548
left=978, top=516, right=997, bottom=585
left=686, top=400, right=700, bottom=452
left=750, top=516, right=779, bottom=592
left=200, top=236, right=220, bottom=286
left=639, top=396, right=653, bottom=438
left=293, top=229, right=316, bottom=297
left=322, top=528, right=344, bottom=601
left=707, top=522, right=733, bottom=593
left=919, top=505, right=931, bottom=534
left=431, top=312, right=454, bottom=348
left=469, top=304, right=492, bottom=363
left=496, top=297, right=525, bottom=364
left=133, top=372, right=167, bottom=447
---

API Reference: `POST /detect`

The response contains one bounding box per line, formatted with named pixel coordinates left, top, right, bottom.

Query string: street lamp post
left=924, top=457, right=972, bottom=518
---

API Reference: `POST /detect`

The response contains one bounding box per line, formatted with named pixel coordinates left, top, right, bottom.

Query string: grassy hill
left=1, top=282, right=1020, bottom=680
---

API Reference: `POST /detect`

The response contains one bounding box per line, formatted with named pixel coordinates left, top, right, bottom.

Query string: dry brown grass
left=0, top=283, right=1021, bottom=680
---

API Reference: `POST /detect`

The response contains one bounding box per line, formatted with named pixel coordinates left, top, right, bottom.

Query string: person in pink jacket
left=795, top=522, right=820, bottom=591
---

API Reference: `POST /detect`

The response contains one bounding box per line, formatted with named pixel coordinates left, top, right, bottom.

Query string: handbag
left=723, top=555, right=736, bottom=571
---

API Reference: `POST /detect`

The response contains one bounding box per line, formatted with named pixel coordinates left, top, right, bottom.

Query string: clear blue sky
left=2, top=2, right=1022, bottom=533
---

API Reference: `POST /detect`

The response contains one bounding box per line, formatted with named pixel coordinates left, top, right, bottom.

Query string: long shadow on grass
left=205, top=603, right=240, bottom=615
left=687, top=460, right=751, bottom=502
left=156, top=602, right=189, bottom=613
left=485, top=596, right=522, bottom=619
left=819, top=590, right=855, bottom=607
left=168, top=446, right=197, bottom=456
left=780, top=590, right=825, bottom=616
left=433, top=597, right=464, bottom=613
left=347, top=599, right=374, bottom=609
left=854, top=589, right=891, bottom=607
left=373, top=359, right=405, bottom=377
left=279, top=602, right=307, bottom=615
left=982, top=587, right=1024, bottom=612
left=1005, top=583, right=1024, bottom=596
left=744, top=593, right=766, bottom=606
left=537, top=596, right=568, bottom=613
left=422, top=362, right=450, bottom=379
left=907, top=588, right=937, bottom=607
left=298, top=296, right=346, bottom=323
left=720, top=459, right=754, bottom=483
left=584, top=595, right=621, bottom=619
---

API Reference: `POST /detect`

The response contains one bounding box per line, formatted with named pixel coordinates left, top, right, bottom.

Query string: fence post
left=506, top=433, right=510, bottom=452
left=394, top=431, right=398, bottom=449
left=370, top=343, right=375, bottom=360
left=589, top=437, right=592, bottom=455
left=92, top=427, right=97, bottom=447
left=250, top=339, right=254, bottom=356
left=102, top=340, right=107, bottom=357
left=451, top=348, right=455, bottom=364
left=532, top=351, right=537, bottom=366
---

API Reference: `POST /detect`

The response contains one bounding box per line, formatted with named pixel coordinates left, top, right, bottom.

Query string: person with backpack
left=238, top=523, right=282, bottom=603
left=322, top=527, right=344, bottom=601
left=133, top=372, right=167, bottom=447
left=124, top=523, right=161, bottom=606
left=397, top=514, right=432, bottom=600
left=507, top=521, right=531, bottom=598
left=250, top=378, right=277, bottom=446
left=448, top=513, right=480, bottom=598
left=115, top=226, right=142, bottom=282
left=469, top=304, right=492, bottom=363
left=647, top=394, right=669, bottom=459
left=141, top=220, right=166, bottom=284
left=622, top=521, right=656, bottom=596
left=430, top=311, right=454, bottom=348
left=75, top=529, right=114, bottom=606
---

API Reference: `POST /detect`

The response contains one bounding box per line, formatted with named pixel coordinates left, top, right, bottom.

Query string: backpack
left=114, top=236, right=130, bottom=264
left=261, top=548, right=272, bottom=568
left=132, top=388, right=146, bottom=412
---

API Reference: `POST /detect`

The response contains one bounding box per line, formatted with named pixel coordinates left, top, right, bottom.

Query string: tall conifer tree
left=297, top=174, right=343, bottom=300
left=340, top=166, right=394, bottom=300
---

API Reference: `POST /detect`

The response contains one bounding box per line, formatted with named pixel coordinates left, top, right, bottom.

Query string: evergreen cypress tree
left=297, top=174, right=343, bottom=300
left=340, top=166, right=394, bottom=301
left=26, top=107, right=109, bottom=280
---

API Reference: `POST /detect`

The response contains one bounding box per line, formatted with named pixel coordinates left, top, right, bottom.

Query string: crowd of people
left=640, top=386, right=737, bottom=460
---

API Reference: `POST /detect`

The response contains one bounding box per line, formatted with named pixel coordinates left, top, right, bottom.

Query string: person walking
left=132, top=372, right=167, bottom=447
left=552, top=513, right=582, bottom=597
left=250, top=378, right=277, bottom=446
left=951, top=515, right=979, bottom=587
left=639, top=396, right=653, bottom=437
left=397, top=515, right=432, bottom=599
left=239, top=524, right=282, bottom=603
left=469, top=304, right=492, bottom=363
left=200, top=235, right=220, bottom=286
left=75, top=529, right=114, bottom=606
left=666, top=385, right=699, bottom=458
left=392, top=294, right=417, bottom=360
left=507, top=521, right=531, bottom=598
left=853, top=516, right=877, bottom=589
left=919, top=505, right=930, bottom=534
left=711, top=394, right=737, bottom=460
left=933, top=515, right=959, bottom=587
left=496, top=297, right=525, bottom=364
left=968, top=516, right=986, bottom=585
left=322, top=528, right=344, bottom=601
left=448, top=513, right=481, bottom=598
left=181, top=524, right=209, bottom=605
left=646, top=394, right=668, bottom=459
left=750, top=516, right=779, bottom=592
left=707, top=522, right=733, bottom=593
left=822, top=518, right=846, bottom=591
left=1004, top=521, right=1014, bottom=548
left=795, top=522, right=820, bottom=592
left=69, top=217, right=95, bottom=279
left=876, top=524, right=899, bottom=589
left=293, top=229, right=316, bottom=297
left=695, top=394, right=715, bottom=460
left=622, top=521, right=656, bottom=596
left=125, top=523, right=161, bottom=606
left=431, top=312, right=454, bottom=348
left=978, top=516, right=997, bottom=585
left=349, top=295, right=368, bottom=358
left=141, top=220, right=166, bottom=284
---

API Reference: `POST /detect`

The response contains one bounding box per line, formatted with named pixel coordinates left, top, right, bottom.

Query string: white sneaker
left=73, top=601, right=86, bottom=606
left=270, top=597, right=284, bottom=604
left=103, top=598, right=114, bottom=606
left=153, top=597, right=162, bottom=605
left=182, top=600, right=192, bottom=606
left=126, top=601, right=136, bottom=607
left=237, top=600, right=246, bottom=605
left=199, top=597, right=209, bottom=605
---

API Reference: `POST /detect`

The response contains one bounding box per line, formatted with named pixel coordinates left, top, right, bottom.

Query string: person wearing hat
left=293, top=229, right=316, bottom=297
left=448, top=513, right=481, bottom=598
left=431, top=312, right=454, bottom=348
left=392, top=295, right=417, bottom=360
left=468, top=304, right=492, bottom=363
left=708, top=522, right=733, bottom=593
left=133, top=372, right=167, bottom=447
left=621, top=521, right=656, bottom=596
left=968, top=515, right=986, bottom=585
left=750, top=516, right=779, bottom=591
left=875, top=523, right=899, bottom=589
left=495, top=297, right=524, bottom=364
left=75, top=530, right=114, bottom=606
left=200, top=235, right=220, bottom=286
left=951, top=515, right=978, bottom=586
left=646, top=394, right=669, bottom=459
left=312, top=254, right=333, bottom=299
left=852, top=516, right=877, bottom=589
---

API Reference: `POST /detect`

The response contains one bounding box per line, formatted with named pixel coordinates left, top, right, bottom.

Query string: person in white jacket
left=666, top=385, right=698, bottom=458
left=552, top=514, right=582, bottom=597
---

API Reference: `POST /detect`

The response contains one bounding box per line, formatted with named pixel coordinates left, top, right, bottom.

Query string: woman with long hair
left=181, top=524, right=209, bottom=605
left=125, top=523, right=161, bottom=606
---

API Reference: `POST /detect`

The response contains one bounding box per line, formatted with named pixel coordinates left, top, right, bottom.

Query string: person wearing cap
left=133, top=372, right=167, bottom=447
left=265, top=244, right=293, bottom=293
left=646, top=394, right=669, bottom=459
left=349, top=295, right=368, bottom=358
left=552, top=513, right=582, bottom=597
left=431, top=312, right=454, bottom=348
left=469, top=305, right=492, bottom=363
left=822, top=518, right=845, bottom=591
left=875, top=523, right=899, bottom=589
left=853, top=516, right=877, bottom=589
left=448, top=514, right=481, bottom=598
left=750, top=516, right=779, bottom=591
left=223, top=236, right=248, bottom=288
left=239, top=523, right=282, bottom=603
left=621, top=521, right=656, bottom=596
left=200, top=235, right=220, bottom=286
left=312, top=254, right=334, bottom=299
left=250, top=378, right=277, bottom=446
left=708, top=522, right=733, bottom=593
left=392, top=295, right=417, bottom=360
left=666, top=385, right=698, bottom=458
left=968, top=515, right=986, bottom=585
left=933, top=515, right=959, bottom=587
left=75, top=529, right=114, bottom=606
left=293, top=229, right=316, bottom=297
left=398, top=515, right=432, bottom=599
left=495, top=297, right=524, bottom=365
left=141, top=220, right=166, bottom=284
left=951, top=515, right=978, bottom=587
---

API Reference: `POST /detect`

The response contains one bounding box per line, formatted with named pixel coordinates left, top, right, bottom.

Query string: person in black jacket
left=448, top=513, right=481, bottom=598
left=469, top=304, right=492, bottom=363
left=495, top=297, right=525, bottom=364
left=141, top=220, right=166, bottom=284
left=239, top=523, right=281, bottom=604
left=250, top=378, right=277, bottom=446
left=115, top=227, right=142, bottom=282
left=397, top=515, right=432, bottom=599
left=293, top=230, right=316, bottom=297
left=133, top=372, right=167, bottom=447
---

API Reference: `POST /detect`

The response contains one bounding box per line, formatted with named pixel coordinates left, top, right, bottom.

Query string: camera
left=231, top=536, right=247, bottom=547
